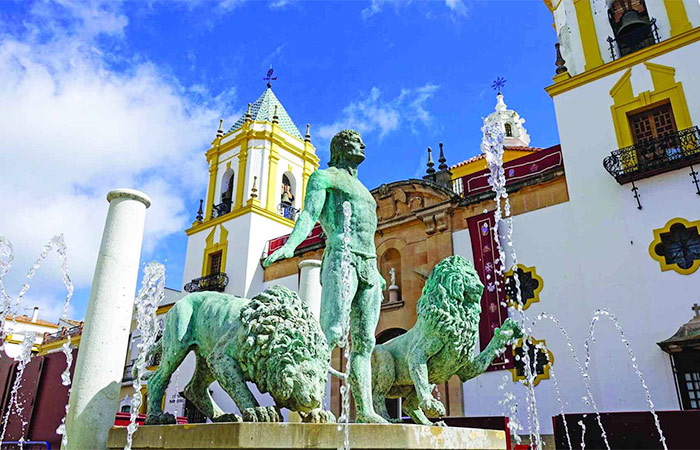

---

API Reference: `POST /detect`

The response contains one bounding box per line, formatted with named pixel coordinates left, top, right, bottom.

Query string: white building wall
left=555, top=0, right=586, bottom=76
left=181, top=230, right=208, bottom=293
left=459, top=41, right=700, bottom=434
left=685, top=0, right=700, bottom=27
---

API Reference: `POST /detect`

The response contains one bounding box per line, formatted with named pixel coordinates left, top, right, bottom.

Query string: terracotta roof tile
left=5, top=314, right=58, bottom=328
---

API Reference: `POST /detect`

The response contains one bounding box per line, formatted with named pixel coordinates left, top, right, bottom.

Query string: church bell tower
left=181, top=83, right=319, bottom=298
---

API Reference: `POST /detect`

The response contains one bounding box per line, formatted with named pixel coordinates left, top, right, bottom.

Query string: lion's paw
left=144, top=412, right=176, bottom=425
left=432, top=420, right=447, bottom=427
left=498, top=319, right=523, bottom=340
left=301, top=409, right=336, bottom=423
left=419, top=397, right=445, bottom=418
left=242, top=406, right=281, bottom=422
left=212, top=412, right=242, bottom=423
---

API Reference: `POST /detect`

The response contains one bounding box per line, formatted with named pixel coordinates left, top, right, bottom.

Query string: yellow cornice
left=546, top=27, right=700, bottom=98
left=156, top=303, right=174, bottom=315
left=185, top=203, right=294, bottom=236
left=37, top=334, right=82, bottom=355
left=218, top=128, right=318, bottom=164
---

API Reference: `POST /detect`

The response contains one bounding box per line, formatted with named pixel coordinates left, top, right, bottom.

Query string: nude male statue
left=263, top=129, right=387, bottom=423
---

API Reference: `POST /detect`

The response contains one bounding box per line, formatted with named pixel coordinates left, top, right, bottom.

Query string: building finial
left=438, top=142, right=448, bottom=171
left=305, top=123, right=311, bottom=143
left=245, top=103, right=252, bottom=122
left=426, top=147, right=435, bottom=174
left=264, top=65, right=277, bottom=89
left=272, top=105, right=279, bottom=124
left=491, top=77, right=507, bottom=95
left=555, top=43, right=568, bottom=75
left=196, top=199, right=203, bottom=223
left=216, top=118, right=224, bottom=138
left=251, top=176, right=258, bottom=199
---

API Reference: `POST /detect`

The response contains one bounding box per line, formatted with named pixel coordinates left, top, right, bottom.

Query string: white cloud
left=362, top=0, right=468, bottom=19
left=316, top=83, right=439, bottom=145
left=0, top=0, right=234, bottom=321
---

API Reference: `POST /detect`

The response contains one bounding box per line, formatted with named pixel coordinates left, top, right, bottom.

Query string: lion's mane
left=416, top=256, right=484, bottom=359
left=236, top=285, right=329, bottom=398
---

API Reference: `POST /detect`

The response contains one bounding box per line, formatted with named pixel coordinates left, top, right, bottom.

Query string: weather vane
left=491, top=77, right=507, bottom=95
left=264, top=65, right=278, bottom=88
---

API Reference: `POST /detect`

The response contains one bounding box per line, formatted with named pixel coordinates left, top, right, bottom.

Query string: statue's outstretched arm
left=264, top=171, right=326, bottom=267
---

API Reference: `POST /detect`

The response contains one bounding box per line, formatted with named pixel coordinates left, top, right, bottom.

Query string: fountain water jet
left=481, top=114, right=542, bottom=449
left=583, top=309, right=667, bottom=450
left=125, top=262, right=165, bottom=450
left=0, top=235, right=74, bottom=448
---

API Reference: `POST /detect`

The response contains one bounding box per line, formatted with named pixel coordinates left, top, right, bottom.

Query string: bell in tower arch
left=607, top=0, right=655, bottom=58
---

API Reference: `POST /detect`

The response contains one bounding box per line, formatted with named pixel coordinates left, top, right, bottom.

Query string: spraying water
left=0, top=332, right=36, bottom=444
left=481, top=114, right=542, bottom=449
left=125, top=262, right=165, bottom=450
left=336, top=201, right=353, bottom=450
left=0, top=235, right=74, bottom=448
left=584, top=309, right=667, bottom=450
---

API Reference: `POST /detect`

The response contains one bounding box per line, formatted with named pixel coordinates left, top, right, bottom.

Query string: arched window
left=607, top=0, right=655, bottom=59
left=281, top=173, right=295, bottom=205
left=221, top=169, right=234, bottom=206
left=279, top=173, right=298, bottom=220
left=504, top=123, right=513, bottom=137
left=380, top=248, right=401, bottom=304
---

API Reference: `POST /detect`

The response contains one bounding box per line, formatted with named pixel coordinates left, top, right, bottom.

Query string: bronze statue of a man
left=264, top=129, right=386, bottom=423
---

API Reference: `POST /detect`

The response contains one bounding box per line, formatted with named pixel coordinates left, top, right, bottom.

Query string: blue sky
left=0, top=0, right=559, bottom=322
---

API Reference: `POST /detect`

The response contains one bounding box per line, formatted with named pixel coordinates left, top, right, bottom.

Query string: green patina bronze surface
left=143, top=285, right=334, bottom=425
left=371, top=256, right=522, bottom=425
left=264, top=129, right=387, bottom=423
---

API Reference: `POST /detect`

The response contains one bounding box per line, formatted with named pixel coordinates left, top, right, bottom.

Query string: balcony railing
left=278, top=202, right=300, bottom=221
left=607, top=18, right=660, bottom=60
left=42, top=324, right=83, bottom=344
left=603, top=126, right=700, bottom=184
left=211, top=200, right=232, bottom=219
left=184, top=272, right=229, bottom=293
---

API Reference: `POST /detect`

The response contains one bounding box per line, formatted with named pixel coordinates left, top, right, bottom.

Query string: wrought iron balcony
left=211, top=200, right=232, bottom=219
left=603, top=126, right=700, bottom=185
left=184, top=272, right=229, bottom=293
left=278, top=202, right=300, bottom=221
left=607, top=18, right=659, bottom=60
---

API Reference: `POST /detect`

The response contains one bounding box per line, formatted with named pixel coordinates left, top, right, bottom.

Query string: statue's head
left=329, top=129, right=365, bottom=167
left=274, top=358, right=329, bottom=413
left=236, top=285, right=330, bottom=414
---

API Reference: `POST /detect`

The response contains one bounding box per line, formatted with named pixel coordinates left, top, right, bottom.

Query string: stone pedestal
left=63, top=189, right=151, bottom=450
left=108, top=423, right=506, bottom=450
left=298, top=259, right=322, bottom=321
left=388, top=285, right=400, bottom=303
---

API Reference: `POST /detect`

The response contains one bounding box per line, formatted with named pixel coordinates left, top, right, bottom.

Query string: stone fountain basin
left=108, top=422, right=506, bottom=450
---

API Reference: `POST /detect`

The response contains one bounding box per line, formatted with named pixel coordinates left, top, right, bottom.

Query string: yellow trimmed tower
left=182, top=84, right=319, bottom=298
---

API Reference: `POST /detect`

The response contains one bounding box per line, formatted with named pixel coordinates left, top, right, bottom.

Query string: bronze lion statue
left=371, top=255, right=522, bottom=425
left=144, top=285, right=334, bottom=424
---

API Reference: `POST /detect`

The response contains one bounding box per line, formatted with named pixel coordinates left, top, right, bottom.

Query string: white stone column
left=63, top=189, right=151, bottom=450
left=298, top=259, right=322, bottom=321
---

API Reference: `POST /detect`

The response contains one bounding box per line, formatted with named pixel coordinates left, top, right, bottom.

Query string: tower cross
left=491, top=77, right=507, bottom=95
left=693, top=303, right=700, bottom=317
